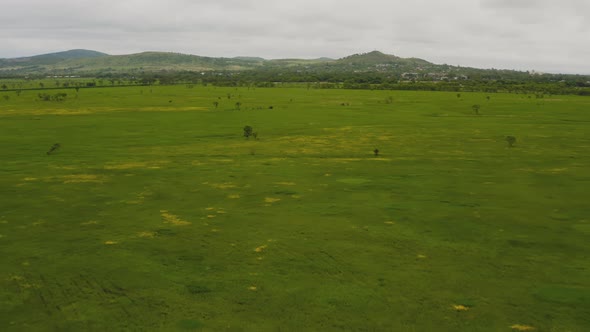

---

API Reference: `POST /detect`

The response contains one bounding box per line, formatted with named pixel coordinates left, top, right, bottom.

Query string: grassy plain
left=1, top=85, right=589, bottom=331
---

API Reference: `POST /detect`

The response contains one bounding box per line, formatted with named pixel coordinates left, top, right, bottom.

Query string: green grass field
left=1, top=85, right=589, bottom=331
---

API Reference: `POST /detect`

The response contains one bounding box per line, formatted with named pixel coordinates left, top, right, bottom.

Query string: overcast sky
left=1, top=0, right=588, bottom=74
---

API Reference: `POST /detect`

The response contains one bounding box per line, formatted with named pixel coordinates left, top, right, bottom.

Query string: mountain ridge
left=0, top=49, right=586, bottom=78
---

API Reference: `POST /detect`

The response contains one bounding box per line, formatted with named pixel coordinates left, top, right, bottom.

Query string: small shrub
left=472, top=104, right=481, bottom=115
left=505, top=136, right=516, bottom=147
left=243, top=125, right=253, bottom=139
left=186, top=284, right=211, bottom=294
left=47, top=143, right=61, bottom=155
left=38, top=92, right=67, bottom=102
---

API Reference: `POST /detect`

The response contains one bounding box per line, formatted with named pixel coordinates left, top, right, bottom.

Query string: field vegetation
left=1, top=84, right=589, bottom=331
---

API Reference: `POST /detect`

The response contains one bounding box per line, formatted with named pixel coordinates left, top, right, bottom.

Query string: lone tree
left=235, top=102, right=242, bottom=110
left=213, top=101, right=219, bottom=109
left=373, top=148, right=379, bottom=157
left=472, top=104, right=481, bottom=115
left=243, top=125, right=253, bottom=139
left=505, top=136, right=516, bottom=147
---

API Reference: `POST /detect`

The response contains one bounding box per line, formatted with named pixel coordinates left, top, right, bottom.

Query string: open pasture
left=1, top=85, right=589, bottom=331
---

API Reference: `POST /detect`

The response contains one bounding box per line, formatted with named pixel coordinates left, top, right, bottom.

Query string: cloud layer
left=1, top=0, right=588, bottom=73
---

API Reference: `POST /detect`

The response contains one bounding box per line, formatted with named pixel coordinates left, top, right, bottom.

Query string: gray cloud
left=0, top=0, right=588, bottom=73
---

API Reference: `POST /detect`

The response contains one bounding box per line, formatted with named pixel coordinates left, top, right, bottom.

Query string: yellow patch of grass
left=104, top=162, right=148, bottom=170
left=547, top=168, right=568, bottom=173
left=8, top=275, right=24, bottom=282
left=104, top=160, right=169, bottom=170
left=104, top=241, right=118, bottom=245
left=81, top=220, right=99, bottom=225
left=137, top=231, right=156, bottom=238
left=19, top=282, right=41, bottom=289
left=333, top=158, right=362, bottom=162
left=510, top=324, right=535, bottom=331
left=227, top=194, right=241, bottom=199
left=254, top=245, right=267, bottom=253
left=205, top=207, right=215, bottom=211
left=8, top=275, right=41, bottom=289
left=384, top=221, right=395, bottom=225
left=279, top=136, right=331, bottom=145
left=62, top=174, right=105, bottom=183
left=275, top=182, right=296, bottom=186
left=46, top=165, right=77, bottom=170
left=248, top=286, right=257, bottom=291
left=209, top=182, right=237, bottom=189
left=207, top=215, right=216, bottom=218
left=137, top=106, right=208, bottom=112
left=452, top=304, right=469, bottom=311
left=22, top=108, right=94, bottom=116
left=377, top=135, right=394, bottom=141
left=210, top=158, right=234, bottom=163
left=23, top=177, right=38, bottom=181
left=160, top=210, right=191, bottom=226
left=264, top=197, right=281, bottom=203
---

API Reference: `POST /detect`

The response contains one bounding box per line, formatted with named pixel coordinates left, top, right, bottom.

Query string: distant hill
left=54, top=51, right=267, bottom=72
left=0, top=50, right=336, bottom=75
left=30, top=49, right=108, bottom=60
left=1, top=49, right=107, bottom=64
left=0, top=49, right=587, bottom=82
left=339, top=50, right=403, bottom=64
left=0, top=49, right=109, bottom=72
left=317, top=50, right=435, bottom=73
left=233, top=56, right=265, bottom=62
